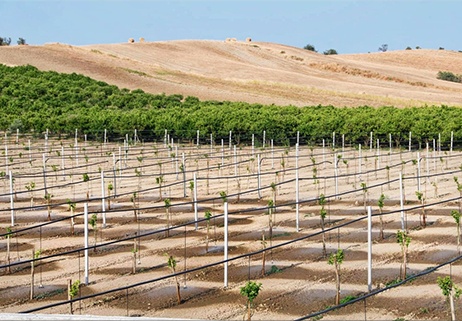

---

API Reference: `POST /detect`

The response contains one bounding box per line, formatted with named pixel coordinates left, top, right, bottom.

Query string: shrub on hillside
left=437, top=71, right=462, bottom=83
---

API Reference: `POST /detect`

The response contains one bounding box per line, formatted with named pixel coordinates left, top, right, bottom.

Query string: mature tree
left=17, top=38, right=26, bottom=45
left=378, top=44, right=388, bottom=52
left=0, top=37, right=11, bottom=46
left=323, top=49, right=338, bottom=55
left=303, top=44, right=317, bottom=52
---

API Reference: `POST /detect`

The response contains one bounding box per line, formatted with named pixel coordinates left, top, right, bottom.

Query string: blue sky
left=1, top=1, right=462, bottom=54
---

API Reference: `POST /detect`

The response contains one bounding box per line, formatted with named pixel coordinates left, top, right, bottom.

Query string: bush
left=323, top=49, right=338, bottom=55
left=303, top=44, right=316, bottom=52
left=437, top=71, right=462, bottom=83
left=405, top=46, right=412, bottom=50
left=439, top=47, right=445, bottom=50
left=17, top=38, right=26, bottom=45
left=0, top=37, right=11, bottom=46
left=416, top=46, right=421, bottom=49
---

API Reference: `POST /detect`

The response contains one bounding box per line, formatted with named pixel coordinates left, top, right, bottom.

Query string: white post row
left=426, top=143, right=430, bottom=184
left=9, top=171, right=14, bottom=227
left=182, top=153, right=186, bottom=198
left=263, top=131, right=266, bottom=149
left=5, top=133, right=8, bottom=175
left=399, top=172, right=405, bottom=231
left=296, top=143, right=300, bottom=232
left=417, top=152, right=421, bottom=193
left=113, top=153, right=117, bottom=197
left=334, top=153, right=338, bottom=200
left=61, top=146, right=65, bottom=181
left=84, top=203, right=89, bottom=285
left=257, top=154, right=261, bottom=199
left=229, top=131, right=232, bottom=150
left=223, top=201, right=228, bottom=288
left=101, top=171, right=106, bottom=228
left=194, top=173, right=198, bottom=230
left=433, top=139, right=436, bottom=171
left=271, top=140, right=274, bottom=169
left=367, top=206, right=372, bottom=293
left=75, top=129, right=78, bottom=167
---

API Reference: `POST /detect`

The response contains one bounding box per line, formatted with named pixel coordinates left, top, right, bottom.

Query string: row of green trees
left=2, top=64, right=462, bottom=144
left=0, top=37, right=26, bottom=46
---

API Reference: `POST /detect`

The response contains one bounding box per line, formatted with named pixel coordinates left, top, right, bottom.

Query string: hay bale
left=231, top=38, right=237, bottom=41
left=246, top=37, right=252, bottom=42
left=139, top=37, right=145, bottom=43
left=128, top=38, right=134, bottom=43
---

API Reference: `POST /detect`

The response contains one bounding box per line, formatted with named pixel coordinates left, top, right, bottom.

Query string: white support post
left=234, top=145, right=237, bottom=177
left=42, top=154, right=47, bottom=196
left=451, top=131, right=453, bottom=154
left=377, top=139, right=380, bottom=162
left=28, top=139, right=31, bottom=163
left=342, top=134, right=345, bottom=157
left=84, top=134, right=87, bottom=153
left=101, top=171, right=106, bottom=228
left=182, top=153, right=186, bottom=198
left=229, top=130, right=232, bottom=150
left=210, top=134, right=213, bottom=155
left=333, top=132, right=335, bottom=149
left=9, top=171, right=14, bottom=227
left=389, top=133, right=392, bottom=163
left=113, top=153, right=117, bottom=197
left=84, top=203, right=89, bottom=285
left=134, top=129, right=137, bottom=146
left=271, top=140, right=274, bottom=169
left=257, top=154, right=261, bottom=199
left=370, top=131, right=373, bottom=152
left=196, top=130, right=199, bottom=148
left=426, top=143, right=430, bottom=184
left=223, top=202, right=228, bottom=288
left=104, top=129, right=107, bottom=148
left=438, top=133, right=441, bottom=155
left=221, top=139, right=224, bottom=166
left=5, top=133, right=8, bottom=175
left=417, top=152, right=421, bottom=193
left=44, top=132, right=47, bottom=153
left=167, top=134, right=170, bottom=149
left=367, top=206, right=372, bottom=293
left=334, top=153, right=338, bottom=200
left=323, top=139, right=326, bottom=169
left=433, top=139, right=436, bottom=171
left=359, top=144, right=362, bottom=181
left=61, top=146, right=65, bottom=181
left=164, top=129, right=167, bottom=148
left=399, top=172, right=405, bottom=231
left=263, top=131, right=266, bottom=149
left=75, top=136, right=79, bottom=167
left=16, top=128, right=19, bottom=145
left=409, top=131, right=412, bottom=152
left=296, top=143, right=300, bottom=232
left=175, top=146, right=179, bottom=179
left=194, top=173, right=198, bottom=230
left=297, top=131, right=300, bottom=146
left=252, top=134, right=255, bottom=157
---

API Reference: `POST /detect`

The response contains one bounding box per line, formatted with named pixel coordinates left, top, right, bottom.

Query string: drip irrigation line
left=294, top=254, right=462, bottom=320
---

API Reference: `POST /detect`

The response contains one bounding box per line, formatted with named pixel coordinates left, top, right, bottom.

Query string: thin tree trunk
left=166, top=209, right=169, bottom=238
left=321, top=217, right=326, bottom=257
left=422, top=200, right=426, bottom=228
left=206, top=222, right=209, bottom=253
left=47, top=200, right=51, bottom=221
left=173, top=272, right=181, bottom=304
left=262, top=232, right=266, bottom=276
left=335, top=262, right=340, bottom=305
left=30, top=249, right=34, bottom=300
left=450, top=288, right=456, bottom=321
left=68, top=279, right=73, bottom=314
left=7, top=236, right=11, bottom=274
left=379, top=208, right=384, bottom=240
left=403, top=246, right=407, bottom=280
left=247, top=300, right=251, bottom=321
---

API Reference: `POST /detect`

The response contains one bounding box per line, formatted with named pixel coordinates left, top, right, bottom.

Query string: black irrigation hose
left=18, top=199, right=462, bottom=314
left=294, top=254, right=462, bottom=320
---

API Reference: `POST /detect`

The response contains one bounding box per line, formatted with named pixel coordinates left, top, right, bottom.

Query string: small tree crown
left=240, top=281, right=262, bottom=303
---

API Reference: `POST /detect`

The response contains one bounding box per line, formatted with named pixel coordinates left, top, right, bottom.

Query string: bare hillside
left=1, top=39, right=462, bottom=107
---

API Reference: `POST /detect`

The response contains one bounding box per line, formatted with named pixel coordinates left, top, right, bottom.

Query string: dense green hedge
left=1, top=64, right=462, bottom=144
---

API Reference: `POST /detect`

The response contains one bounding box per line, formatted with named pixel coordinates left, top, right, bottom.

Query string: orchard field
left=0, top=129, right=461, bottom=320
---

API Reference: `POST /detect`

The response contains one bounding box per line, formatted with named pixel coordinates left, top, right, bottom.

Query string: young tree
left=270, top=182, right=276, bottom=212
left=67, top=198, right=76, bottom=235
left=323, top=49, right=338, bottom=55
left=164, top=199, right=171, bottom=237
left=107, top=183, right=113, bottom=210
left=378, top=194, right=386, bottom=240
left=0, top=37, right=11, bottom=46
left=327, top=249, right=344, bottom=305
left=378, top=44, right=388, bottom=52
left=361, top=183, right=368, bottom=214
left=130, top=192, right=138, bottom=222
left=397, top=230, right=411, bottom=280
left=189, top=181, right=194, bottom=211
left=83, top=173, right=90, bottom=200
left=437, top=276, right=462, bottom=321
left=204, top=210, right=212, bottom=253
left=319, top=193, right=327, bottom=257
left=89, top=214, right=97, bottom=252
left=25, top=181, right=35, bottom=210
left=17, top=38, right=26, bottom=45
left=240, top=281, right=262, bottom=321
left=267, top=199, right=274, bottom=251
left=451, top=210, right=461, bottom=254
left=156, top=176, right=164, bottom=201
left=44, top=193, right=53, bottom=221
left=164, top=253, right=181, bottom=304
left=5, top=227, right=12, bottom=273
left=415, top=191, right=426, bottom=228
left=453, top=177, right=462, bottom=213
left=220, top=190, right=227, bottom=204
left=68, top=279, right=80, bottom=314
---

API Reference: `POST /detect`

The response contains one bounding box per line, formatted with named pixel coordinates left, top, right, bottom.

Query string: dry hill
left=1, top=39, right=462, bottom=107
